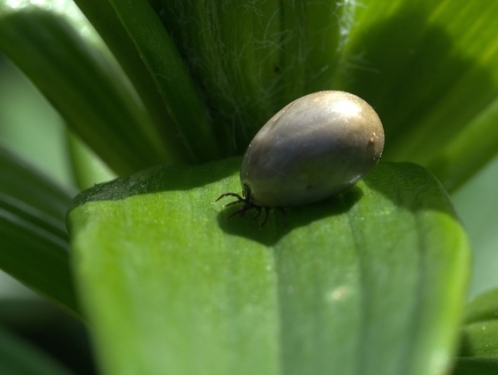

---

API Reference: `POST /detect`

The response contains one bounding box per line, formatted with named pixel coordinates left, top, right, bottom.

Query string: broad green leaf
left=68, top=159, right=469, bottom=375
left=0, top=146, right=78, bottom=315
left=0, top=325, right=74, bottom=375
left=0, top=7, right=179, bottom=174
left=331, top=0, right=498, bottom=190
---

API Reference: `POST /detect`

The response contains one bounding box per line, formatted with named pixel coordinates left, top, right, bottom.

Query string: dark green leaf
left=460, top=321, right=498, bottom=358
left=159, top=1, right=353, bottom=151
left=0, top=325, right=74, bottom=375
left=452, top=358, right=498, bottom=375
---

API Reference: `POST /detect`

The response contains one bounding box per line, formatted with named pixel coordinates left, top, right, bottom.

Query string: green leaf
left=159, top=0, right=281, bottom=150
left=459, top=288, right=498, bottom=358
left=453, top=358, right=498, bottom=375
left=66, top=131, right=116, bottom=191
left=74, top=0, right=220, bottom=162
left=451, top=157, right=498, bottom=297
left=0, top=145, right=74, bottom=221
left=465, top=288, right=498, bottom=324
left=0, top=146, right=78, bottom=315
left=68, top=159, right=469, bottom=375
left=106, top=0, right=220, bottom=162
left=158, top=1, right=355, bottom=151
left=427, top=97, right=498, bottom=191
left=3, top=1, right=498, bottom=186
left=0, top=325, right=74, bottom=375
left=0, top=7, right=178, bottom=174
left=332, top=0, right=498, bottom=190
left=460, top=321, right=498, bottom=358
left=276, top=0, right=345, bottom=104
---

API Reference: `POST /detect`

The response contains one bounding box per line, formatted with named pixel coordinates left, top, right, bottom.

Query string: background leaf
left=0, top=7, right=177, bottom=174
left=453, top=358, right=498, bottom=375
left=331, top=0, right=498, bottom=190
left=460, top=321, right=498, bottom=358
left=0, top=325, right=74, bottom=375
left=73, top=0, right=220, bottom=162
left=0, top=146, right=79, bottom=315
left=452, top=158, right=498, bottom=297
left=68, top=159, right=469, bottom=375
left=105, top=0, right=220, bottom=162
left=464, top=288, right=498, bottom=325
left=459, top=288, right=498, bottom=358
left=3, top=1, right=498, bottom=186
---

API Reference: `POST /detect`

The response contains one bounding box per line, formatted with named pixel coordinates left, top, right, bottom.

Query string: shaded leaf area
left=68, top=159, right=469, bottom=375
left=73, top=0, right=220, bottom=163
left=452, top=358, right=498, bottom=375
left=157, top=0, right=351, bottom=151
left=0, top=8, right=178, bottom=174
left=459, top=288, right=498, bottom=358
left=0, top=325, right=74, bottom=375
left=0, top=146, right=79, bottom=315
left=337, top=0, right=498, bottom=190
left=460, top=322, right=498, bottom=358
left=67, top=0, right=353, bottom=153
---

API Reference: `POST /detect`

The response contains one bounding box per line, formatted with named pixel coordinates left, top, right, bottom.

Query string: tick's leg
left=216, top=192, right=245, bottom=207
left=216, top=192, right=244, bottom=202
left=260, top=207, right=270, bottom=227
left=225, top=200, right=244, bottom=207
left=228, top=204, right=253, bottom=219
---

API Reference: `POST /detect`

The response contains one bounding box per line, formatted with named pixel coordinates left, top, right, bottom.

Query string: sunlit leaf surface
left=69, top=159, right=469, bottom=375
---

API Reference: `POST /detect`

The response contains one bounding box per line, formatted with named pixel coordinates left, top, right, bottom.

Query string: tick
left=217, top=90, right=385, bottom=226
